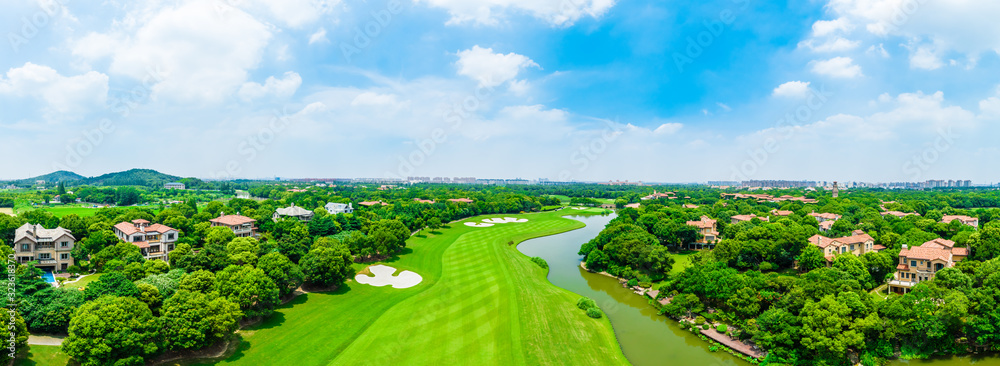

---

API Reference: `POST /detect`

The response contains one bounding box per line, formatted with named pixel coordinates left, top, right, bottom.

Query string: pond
left=517, top=213, right=749, bottom=366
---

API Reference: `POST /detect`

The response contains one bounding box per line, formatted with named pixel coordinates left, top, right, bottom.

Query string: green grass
left=61, top=273, right=102, bottom=290
left=201, top=211, right=627, bottom=366
left=14, top=203, right=164, bottom=218
left=670, top=251, right=696, bottom=276
left=15, top=345, right=69, bottom=366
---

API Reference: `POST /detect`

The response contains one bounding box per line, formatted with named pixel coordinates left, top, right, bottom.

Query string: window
left=911, top=260, right=917, bottom=267
left=38, top=253, right=51, bottom=260
left=60, top=253, right=69, bottom=260
left=850, top=244, right=855, bottom=251
left=60, top=241, right=69, bottom=247
left=20, top=244, right=29, bottom=251
left=168, top=233, right=175, bottom=240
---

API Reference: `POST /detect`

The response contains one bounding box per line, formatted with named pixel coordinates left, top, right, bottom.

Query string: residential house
left=922, top=238, right=970, bottom=262
left=941, top=215, right=979, bottom=228
left=164, top=182, right=186, bottom=190
left=685, top=216, right=719, bottom=250
left=413, top=198, right=436, bottom=204
left=819, top=220, right=836, bottom=233
left=808, top=212, right=842, bottom=223
left=731, top=214, right=769, bottom=224
left=771, top=209, right=793, bottom=217
left=809, top=230, right=879, bottom=263
left=359, top=200, right=389, bottom=207
left=883, top=211, right=920, bottom=219
left=889, top=242, right=963, bottom=294
left=113, top=219, right=179, bottom=261
left=641, top=191, right=675, bottom=200
left=273, top=204, right=315, bottom=222
left=210, top=214, right=258, bottom=238
left=683, top=204, right=700, bottom=209
left=13, top=223, right=75, bottom=271
left=325, top=202, right=354, bottom=215
left=448, top=198, right=474, bottom=204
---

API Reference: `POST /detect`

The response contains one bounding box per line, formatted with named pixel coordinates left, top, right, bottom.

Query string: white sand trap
left=465, top=222, right=494, bottom=227
left=355, top=265, right=422, bottom=289
left=482, top=217, right=530, bottom=224
left=572, top=207, right=587, bottom=210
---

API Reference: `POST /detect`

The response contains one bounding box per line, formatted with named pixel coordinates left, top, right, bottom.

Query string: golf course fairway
left=202, top=209, right=628, bottom=366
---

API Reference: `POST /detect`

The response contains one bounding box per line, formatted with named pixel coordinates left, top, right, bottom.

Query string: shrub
left=585, top=308, right=603, bottom=319
left=577, top=297, right=597, bottom=311
left=759, top=262, right=775, bottom=272
left=638, top=281, right=652, bottom=288
left=701, top=323, right=711, bottom=330
left=627, top=278, right=639, bottom=287
left=709, top=345, right=719, bottom=352
left=530, top=257, right=549, bottom=270
left=716, top=324, right=728, bottom=333
left=695, top=316, right=706, bottom=325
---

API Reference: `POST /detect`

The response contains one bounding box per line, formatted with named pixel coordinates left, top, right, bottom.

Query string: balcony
left=889, top=279, right=918, bottom=288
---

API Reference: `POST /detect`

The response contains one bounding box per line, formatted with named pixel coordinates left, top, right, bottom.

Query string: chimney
left=902, top=244, right=908, bottom=250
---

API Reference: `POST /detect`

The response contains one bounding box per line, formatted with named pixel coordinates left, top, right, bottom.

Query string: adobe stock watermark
left=384, top=80, right=498, bottom=180
left=341, top=0, right=405, bottom=63
left=209, top=107, right=300, bottom=180
left=558, top=119, right=624, bottom=182
left=673, top=0, right=750, bottom=73
left=902, top=127, right=958, bottom=181
left=52, top=66, right=168, bottom=172
left=7, top=0, right=69, bottom=52
left=870, top=0, right=929, bottom=35
left=730, top=85, right=833, bottom=182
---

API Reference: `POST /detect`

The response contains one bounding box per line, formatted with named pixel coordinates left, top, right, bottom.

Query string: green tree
left=798, top=245, right=827, bottom=273
left=226, top=237, right=261, bottom=266
left=257, top=252, right=305, bottom=297
left=800, top=294, right=864, bottom=363
left=300, top=243, right=355, bottom=288
left=178, top=270, right=216, bottom=293
left=84, top=272, right=142, bottom=301
left=214, top=265, right=280, bottom=318
left=160, top=289, right=242, bottom=351
left=62, top=296, right=160, bottom=366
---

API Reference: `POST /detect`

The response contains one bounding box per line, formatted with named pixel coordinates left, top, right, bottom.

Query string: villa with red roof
left=685, top=216, right=719, bottom=250
left=448, top=198, right=474, bottom=203
left=882, top=211, right=920, bottom=219
left=641, top=191, right=675, bottom=200
left=413, top=198, right=436, bottom=204
left=808, top=230, right=879, bottom=263
left=941, top=215, right=979, bottom=228
left=731, top=214, right=769, bottom=224
left=113, top=219, right=179, bottom=261
left=889, top=239, right=967, bottom=294
left=808, top=212, right=842, bottom=222
left=359, top=201, right=389, bottom=207
left=771, top=210, right=793, bottom=217
left=210, top=214, right=258, bottom=238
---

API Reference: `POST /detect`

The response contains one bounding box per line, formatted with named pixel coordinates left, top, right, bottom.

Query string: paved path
left=28, top=334, right=65, bottom=346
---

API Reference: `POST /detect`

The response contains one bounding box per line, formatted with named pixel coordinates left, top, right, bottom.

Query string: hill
left=82, top=169, right=182, bottom=187
left=11, top=170, right=85, bottom=184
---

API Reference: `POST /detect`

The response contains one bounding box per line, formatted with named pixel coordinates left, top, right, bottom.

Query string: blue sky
left=2, top=0, right=1000, bottom=183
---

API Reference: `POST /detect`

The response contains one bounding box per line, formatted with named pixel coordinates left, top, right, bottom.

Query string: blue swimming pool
left=41, top=270, right=56, bottom=284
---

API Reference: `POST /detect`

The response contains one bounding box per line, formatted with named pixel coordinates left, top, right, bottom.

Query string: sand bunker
left=355, top=265, right=422, bottom=289
left=465, top=222, right=494, bottom=227
left=572, top=207, right=587, bottom=210
left=482, top=217, right=530, bottom=224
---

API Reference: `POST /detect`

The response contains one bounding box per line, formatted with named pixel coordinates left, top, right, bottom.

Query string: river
left=517, top=213, right=749, bottom=366
left=518, top=213, right=1000, bottom=366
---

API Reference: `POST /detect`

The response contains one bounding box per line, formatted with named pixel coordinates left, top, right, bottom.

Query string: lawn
left=670, top=251, right=697, bottom=276
left=15, top=203, right=165, bottom=218
left=15, top=345, right=69, bottom=366
left=61, top=273, right=102, bottom=290
left=197, top=210, right=627, bottom=366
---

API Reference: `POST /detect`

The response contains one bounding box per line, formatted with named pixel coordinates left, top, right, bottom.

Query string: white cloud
left=812, top=18, right=853, bottom=37
left=238, top=72, right=303, bottom=101
left=75, top=1, right=273, bottom=104
left=799, top=37, right=860, bottom=52
left=653, top=123, right=683, bottom=135
left=772, top=81, right=812, bottom=99
left=416, top=0, right=616, bottom=26
left=867, top=43, right=889, bottom=58
left=716, top=103, right=732, bottom=112
left=309, top=28, right=329, bottom=44
left=908, top=45, right=944, bottom=70
left=825, top=0, right=1000, bottom=64
left=0, top=63, right=108, bottom=114
left=238, top=0, right=341, bottom=28
left=455, top=46, right=539, bottom=87
left=810, top=57, right=863, bottom=78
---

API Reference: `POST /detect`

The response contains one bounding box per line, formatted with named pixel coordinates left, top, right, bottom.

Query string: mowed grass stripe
left=329, top=212, right=628, bottom=366
left=203, top=210, right=626, bottom=366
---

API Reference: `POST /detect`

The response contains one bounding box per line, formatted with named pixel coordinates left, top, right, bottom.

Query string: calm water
left=519, top=213, right=998, bottom=366
left=518, top=214, right=748, bottom=366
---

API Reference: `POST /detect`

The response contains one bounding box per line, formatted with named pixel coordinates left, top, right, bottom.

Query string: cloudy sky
left=1, top=0, right=999, bottom=183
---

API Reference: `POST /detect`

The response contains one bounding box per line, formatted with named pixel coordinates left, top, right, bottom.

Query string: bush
left=530, top=257, right=548, bottom=270
left=709, top=345, right=719, bottom=352
left=701, top=323, right=711, bottom=330
left=716, top=324, right=728, bottom=333
left=577, top=297, right=597, bottom=311
left=638, top=281, right=652, bottom=288
left=759, top=262, right=775, bottom=272
left=627, top=278, right=639, bottom=287
left=695, top=316, right=706, bottom=325
left=585, top=307, right=603, bottom=319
